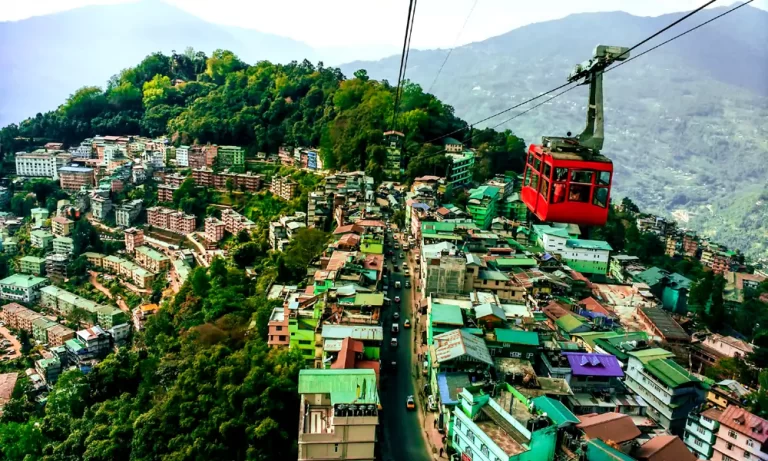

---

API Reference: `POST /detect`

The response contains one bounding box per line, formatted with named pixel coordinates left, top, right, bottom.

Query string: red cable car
left=521, top=45, right=629, bottom=227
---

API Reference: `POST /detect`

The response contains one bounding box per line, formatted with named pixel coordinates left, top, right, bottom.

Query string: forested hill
left=0, top=49, right=526, bottom=183
left=340, top=5, right=768, bottom=257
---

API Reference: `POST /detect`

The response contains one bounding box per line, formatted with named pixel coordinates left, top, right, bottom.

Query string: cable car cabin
left=521, top=143, right=612, bottom=226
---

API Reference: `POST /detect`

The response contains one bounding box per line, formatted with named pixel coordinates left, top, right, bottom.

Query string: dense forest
left=0, top=48, right=525, bottom=185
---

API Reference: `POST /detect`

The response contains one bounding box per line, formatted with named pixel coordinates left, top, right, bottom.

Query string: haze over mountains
left=342, top=5, right=768, bottom=256
left=1, top=2, right=767, bottom=256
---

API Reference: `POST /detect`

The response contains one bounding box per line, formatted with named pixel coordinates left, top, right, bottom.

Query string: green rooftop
left=0, top=273, right=47, bottom=288
left=594, top=332, right=649, bottom=360
left=354, top=293, right=384, bottom=307
left=31, top=229, right=53, bottom=238
left=54, top=236, right=73, bottom=244
left=566, top=239, right=612, bottom=251
left=532, top=396, right=579, bottom=427
left=532, top=224, right=571, bottom=239
left=65, top=338, right=85, bottom=353
left=645, top=358, right=702, bottom=388
left=628, top=347, right=675, bottom=363
left=494, top=257, right=538, bottom=268
left=136, top=246, right=169, bottom=262
left=431, top=303, right=465, bottom=326
left=555, top=314, right=585, bottom=333
left=298, top=369, right=379, bottom=405
left=20, top=255, right=46, bottom=264
left=494, top=329, right=539, bottom=346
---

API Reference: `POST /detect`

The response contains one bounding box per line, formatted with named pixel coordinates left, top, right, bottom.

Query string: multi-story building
left=421, top=242, right=466, bottom=296
left=39, top=285, right=123, bottom=327
left=451, top=388, right=557, bottom=461
left=51, top=216, right=73, bottom=237
left=66, top=326, right=112, bottom=366
left=115, top=199, right=143, bottom=227
left=32, top=317, right=58, bottom=343
left=446, top=150, right=475, bottom=188
left=47, top=324, right=75, bottom=347
left=147, top=206, right=196, bottom=234
left=31, top=207, right=50, bottom=227
left=45, top=253, right=69, bottom=279
left=624, top=348, right=706, bottom=435
left=202, top=145, right=218, bottom=167
left=609, top=254, right=642, bottom=282
left=134, top=246, right=170, bottom=273
left=467, top=185, right=499, bottom=230
left=176, top=145, right=189, bottom=167
left=58, top=166, right=94, bottom=191
left=188, top=146, right=206, bottom=168
left=124, top=228, right=144, bottom=254
left=307, top=191, right=331, bottom=229
left=52, top=236, right=74, bottom=255
left=560, top=239, right=612, bottom=275
left=73, top=141, right=93, bottom=159
left=19, top=256, right=46, bottom=275
left=270, top=175, right=298, bottom=201
left=133, top=304, right=159, bottom=331
left=444, top=137, right=463, bottom=153
left=267, top=307, right=290, bottom=347
left=1, top=303, right=36, bottom=330
left=297, top=369, right=379, bottom=461
left=221, top=208, right=256, bottom=235
left=383, top=131, right=404, bottom=177
left=216, top=145, right=245, bottom=172
left=204, top=217, right=226, bottom=243
left=0, top=274, right=48, bottom=303
left=683, top=232, right=699, bottom=258
left=157, top=184, right=177, bottom=202
left=165, top=173, right=187, bottom=187
left=15, top=151, right=59, bottom=178
left=684, top=407, right=722, bottom=460
left=712, top=406, right=768, bottom=461
left=269, top=212, right=307, bottom=250
left=30, top=230, right=54, bottom=249
left=91, top=194, right=112, bottom=220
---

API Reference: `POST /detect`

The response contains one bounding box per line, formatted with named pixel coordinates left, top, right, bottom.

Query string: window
left=481, top=444, right=489, bottom=456
left=723, top=457, right=734, bottom=461
left=543, top=163, right=552, bottom=178
left=746, top=439, right=754, bottom=448
left=456, top=420, right=461, bottom=430
left=524, top=167, right=532, bottom=186
left=598, top=171, right=611, bottom=185
left=275, top=326, right=283, bottom=331
left=334, top=444, right=339, bottom=453
left=729, top=430, right=738, bottom=440
left=554, top=167, right=568, bottom=182
left=727, top=442, right=734, bottom=450
left=693, top=438, right=703, bottom=448
left=571, top=170, right=594, bottom=184
left=530, top=172, right=539, bottom=192
left=593, top=187, right=608, bottom=208
left=454, top=434, right=460, bottom=447
left=697, top=425, right=705, bottom=435
left=540, top=177, right=550, bottom=198
left=744, top=451, right=750, bottom=460
left=568, top=184, right=590, bottom=203
left=703, top=416, right=712, bottom=423
left=533, top=157, right=541, bottom=171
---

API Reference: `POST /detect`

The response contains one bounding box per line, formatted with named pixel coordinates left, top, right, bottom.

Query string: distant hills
left=341, top=5, right=768, bottom=257
left=0, top=0, right=397, bottom=127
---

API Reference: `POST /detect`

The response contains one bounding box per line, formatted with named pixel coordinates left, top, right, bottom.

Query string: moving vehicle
left=400, top=253, right=405, bottom=259
left=404, top=269, right=410, bottom=277
left=393, top=311, right=400, bottom=320
left=402, top=261, right=408, bottom=268
left=383, top=284, right=389, bottom=292
left=394, top=296, right=401, bottom=303
left=404, top=319, right=411, bottom=328
left=391, top=323, right=399, bottom=334
left=395, top=281, right=401, bottom=289
left=405, top=280, right=411, bottom=288
left=428, top=395, right=437, bottom=411
left=422, top=360, right=429, bottom=376
left=520, top=45, right=628, bottom=227
left=406, top=395, right=416, bottom=410
left=391, top=338, right=398, bottom=347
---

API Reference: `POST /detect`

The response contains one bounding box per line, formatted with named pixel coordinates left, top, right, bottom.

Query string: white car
left=391, top=338, right=398, bottom=347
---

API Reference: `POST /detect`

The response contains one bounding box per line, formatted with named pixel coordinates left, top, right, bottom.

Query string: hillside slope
left=341, top=6, right=768, bottom=256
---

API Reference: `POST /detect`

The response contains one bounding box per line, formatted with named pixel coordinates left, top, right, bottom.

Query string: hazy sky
left=3, top=0, right=766, bottom=49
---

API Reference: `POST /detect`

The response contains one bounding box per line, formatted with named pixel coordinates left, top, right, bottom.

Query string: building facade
left=712, top=406, right=768, bottom=461
left=15, top=151, right=59, bottom=178
left=115, top=199, right=143, bottom=227
left=58, top=166, right=94, bottom=191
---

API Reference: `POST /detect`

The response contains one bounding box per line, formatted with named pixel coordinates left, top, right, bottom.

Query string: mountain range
left=1, top=2, right=767, bottom=257
left=342, top=5, right=768, bottom=257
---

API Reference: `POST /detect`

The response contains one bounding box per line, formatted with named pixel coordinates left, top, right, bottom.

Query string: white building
left=532, top=225, right=571, bottom=253
left=15, top=151, right=59, bottom=178
left=176, top=145, right=189, bottom=167
left=73, top=142, right=93, bottom=159
left=0, top=274, right=48, bottom=303
left=420, top=242, right=466, bottom=296
left=684, top=407, right=721, bottom=460
left=144, top=151, right=164, bottom=168
left=268, top=212, right=307, bottom=251
left=624, top=348, right=706, bottom=436
left=559, top=239, right=612, bottom=275
left=115, top=199, right=143, bottom=227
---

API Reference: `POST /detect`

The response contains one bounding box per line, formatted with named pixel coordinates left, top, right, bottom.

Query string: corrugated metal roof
left=433, top=329, right=492, bottom=366
left=555, top=314, right=585, bottom=332
left=644, top=358, right=700, bottom=388
left=431, top=303, right=464, bottom=326
left=532, top=396, right=579, bottom=427
left=494, top=329, right=539, bottom=346
left=298, top=369, right=378, bottom=405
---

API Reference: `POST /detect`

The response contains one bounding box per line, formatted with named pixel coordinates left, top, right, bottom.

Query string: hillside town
left=0, top=130, right=765, bottom=461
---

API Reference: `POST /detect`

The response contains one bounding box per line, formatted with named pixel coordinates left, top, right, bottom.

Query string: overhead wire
left=391, top=0, right=419, bottom=129
left=423, top=0, right=722, bottom=145
left=426, top=0, right=480, bottom=94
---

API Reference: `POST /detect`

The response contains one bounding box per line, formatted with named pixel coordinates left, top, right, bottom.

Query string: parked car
left=404, top=270, right=410, bottom=277
left=406, top=395, right=416, bottom=410
left=428, top=395, right=438, bottom=411
left=404, top=319, right=411, bottom=328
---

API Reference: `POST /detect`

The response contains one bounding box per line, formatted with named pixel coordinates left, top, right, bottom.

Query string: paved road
left=379, top=234, right=431, bottom=461
left=0, top=326, right=22, bottom=360
left=89, top=271, right=131, bottom=314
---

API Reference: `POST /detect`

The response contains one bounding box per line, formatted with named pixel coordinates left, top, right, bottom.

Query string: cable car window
left=554, top=168, right=568, bottom=182
left=598, top=171, right=611, bottom=186
left=530, top=172, right=539, bottom=192
left=593, top=187, right=608, bottom=208
left=527, top=152, right=534, bottom=166
left=543, top=164, right=552, bottom=179
left=523, top=167, right=532, bottom=186
left=551, top=182, right=566, bottom=203
left=568, top=184, right=590, bottom=203
left=540, top=178, right=550, bottom=198
left=571, top=170, right=594, bottom=184
left=533, top=157, right=542, bottom=171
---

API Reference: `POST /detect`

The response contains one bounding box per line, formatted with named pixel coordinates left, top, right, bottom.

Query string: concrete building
left=383, top=131, right=404, bottom=177
left=421, top=242, right=466, bottom=296
left=204, top=217, right=226, bottom=243
left=216, top=145, right=245, bottom=172
left=624, top=348, right=706, bottom=435
left=147, top=206, right=196, bottom=234
left=221, top=208, right=256, bottom=235
left=467, top=185, right=500, bottom=230
left=176, top=145, right=189, bottom=167
left=45, top=253, right=69, bottom=279
left=270, top=175, right=298, bottom=201
left=157, top=184, right=177, bottom=202
left=40, top=285, right=124, bottom=328
left=134, top=246, right=170, bottom=273
left=115, top=199, right=143, bottom=227
left=91, top=194, right=112, bottom=220
left=446, top=150, right=475, bottom=188
left=712, top=406, right=768, bottom=461
left=124, top=228, right=144, bottom=254
left=47, top=324, right=76, bottom=347
left=52, top=236, right=74, bottom=255
left=31, top=207, right=50, bottom=227
left=269, top=212, right=307, bottom=251
left=19, top=256, right=46, bottom=275
left=66, top=326, right=112, bottom=366
left=15, top=151, right=59, bottom=178
left=30, top=229, right=54, bottom=250
left=560, top=239, right=612, bottom=275
left=684, top=407, right=722, bottom=460
left=51, top=216, right=73, bottom=237
left=58, top=166, right=94, bottom=191
left=297, top=369, right=379, bottom=461
left=307, top=191, right=331, bottom=229
left=0, top=274, right=48, bottom=303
